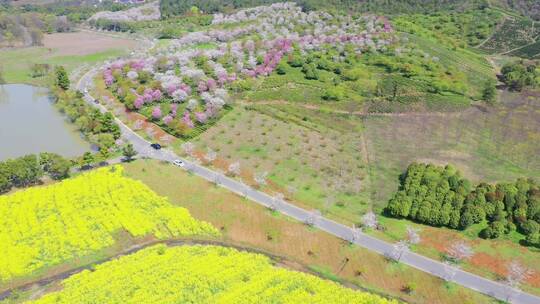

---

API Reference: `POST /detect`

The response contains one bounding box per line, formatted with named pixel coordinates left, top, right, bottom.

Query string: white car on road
left=172, top=160, right=184, bottom=167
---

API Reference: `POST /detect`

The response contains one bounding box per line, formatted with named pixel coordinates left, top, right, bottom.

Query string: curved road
left=76, top=68, right=539, bottom=304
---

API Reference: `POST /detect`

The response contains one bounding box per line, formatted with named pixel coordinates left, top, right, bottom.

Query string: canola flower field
left=0, top=166, right=217, bottom=283
left=28, top=244, right=398, bottom=304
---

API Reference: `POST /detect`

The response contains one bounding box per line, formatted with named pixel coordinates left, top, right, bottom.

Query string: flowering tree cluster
left=89, top=2, right=161, bottom=22
left=102, top=2, right=394, bottom=138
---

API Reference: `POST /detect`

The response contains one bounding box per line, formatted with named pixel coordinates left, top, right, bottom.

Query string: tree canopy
left=385, top=163, right=539, bottom=246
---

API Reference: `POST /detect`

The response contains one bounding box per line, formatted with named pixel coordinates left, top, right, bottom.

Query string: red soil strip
left=126, top=112, right=174, bottom=144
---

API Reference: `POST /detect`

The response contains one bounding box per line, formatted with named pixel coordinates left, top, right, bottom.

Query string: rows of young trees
left=0, top=153, right=71, bottom=194
left=386, top=163, right=540, bottom=246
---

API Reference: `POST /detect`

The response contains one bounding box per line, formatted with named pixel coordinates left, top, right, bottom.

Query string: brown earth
left=42, top=31, right=139, bottom=56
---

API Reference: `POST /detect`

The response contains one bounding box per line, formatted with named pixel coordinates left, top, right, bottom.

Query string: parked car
left=150, top=143, right=161, bottom=150
left=172, top=160, right=184, bottom=167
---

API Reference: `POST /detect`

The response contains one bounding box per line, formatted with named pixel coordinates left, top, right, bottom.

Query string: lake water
left=0, top=84, right=90, bottom=161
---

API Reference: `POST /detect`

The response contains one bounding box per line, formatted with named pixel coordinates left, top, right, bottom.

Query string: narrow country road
left=76, top=68, right=540, bottom=304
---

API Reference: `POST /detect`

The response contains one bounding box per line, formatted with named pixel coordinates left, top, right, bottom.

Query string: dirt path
left=475, top=16, right=508, bottom=49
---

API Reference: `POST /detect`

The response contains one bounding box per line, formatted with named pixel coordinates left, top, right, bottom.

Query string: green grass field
left=0, top=47, right=127, bottom=85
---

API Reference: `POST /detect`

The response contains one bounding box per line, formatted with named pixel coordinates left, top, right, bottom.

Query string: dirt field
left=42, top=31, right=139, bottom=56
left=10, top=0, right=57, bottom=5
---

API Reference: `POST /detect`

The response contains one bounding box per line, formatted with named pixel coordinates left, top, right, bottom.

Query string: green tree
left=40, top=152, right=70, bottom=180
left=0, top=66, right=5, bottom=84
left=481, top=79, right=497, bottom=104
left=302, top=63, right=319, bottom=80
left=526, top=232, right=539, bottom=246
left=500, top=62, right=537, bottom=91
left=520, top=220, right=540, bottom=236
left=55, top=66, right=70, bottom=90
left=287, top=51, right=304, bottom=67
left=322, top=86, right=344, bottom=101
left=80, top=152, right=94, bottom=168
left=0, top=174, right=9, bottom=193
left=276, top=62, right=287, bottom=75
left=122, top=144, right=138, bottom=162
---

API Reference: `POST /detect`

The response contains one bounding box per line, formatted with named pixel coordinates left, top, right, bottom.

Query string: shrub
left=302, top=63, right=319, bottom=80
left=322, top=87, right=345, bottom=101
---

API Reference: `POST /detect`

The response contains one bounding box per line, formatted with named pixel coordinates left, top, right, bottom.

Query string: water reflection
left=0, top=84, right=90, bottom=160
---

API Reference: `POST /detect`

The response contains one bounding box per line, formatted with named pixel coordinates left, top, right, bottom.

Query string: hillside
left=1, top=0, right=539, bottom=303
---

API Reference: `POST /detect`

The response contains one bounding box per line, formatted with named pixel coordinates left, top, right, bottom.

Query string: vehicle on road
left=94, top=99, right=99, bottom=104
left=150, top=143, right=161, bottom=150
left=172, top=160, right=184, bottom=167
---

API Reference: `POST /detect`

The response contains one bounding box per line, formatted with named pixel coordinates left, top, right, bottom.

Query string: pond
left=0, top=84, right=90, bottom=161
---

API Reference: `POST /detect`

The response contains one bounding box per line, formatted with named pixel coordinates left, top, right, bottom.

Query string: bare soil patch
left=42, top=32, right=138, bottom=56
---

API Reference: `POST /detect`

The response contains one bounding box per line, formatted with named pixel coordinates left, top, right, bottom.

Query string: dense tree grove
left=52, top=89, right=121, bottom=153
left=500, top=61, right=539, bottom=91
left=385, top=163, right=539, bottom=246
left=0, top=153, right=71, bottom=194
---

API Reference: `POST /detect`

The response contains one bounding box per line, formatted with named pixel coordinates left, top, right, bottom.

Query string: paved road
left=76, top=68, right=540, bottom=304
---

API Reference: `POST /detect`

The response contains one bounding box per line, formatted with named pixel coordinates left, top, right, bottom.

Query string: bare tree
left=269, top=192, right=284, bottom=211
left=503, top=261, right=532, bottom=302
left=361, top=211, right=378, bottom=229
left=212, top=172, right=222, bottom=185
left=406, top=226, right=421, bottom=245
left=145, top=127, right=155, bottom=138
left=204, top=148, right=217, bottom=164
left=446, top=240, right=474, bottom=263
left=305, top=209, right=321, bottom=226
left=133, top=119, right=144, bottom=130
left=505, top=261, right=532, bottom=289
left=349, top=224, right=362, bottom=243
left=241, top=182, right=250, bottom=198
left=181, top=142, right=195, bottom=157
left=390, top=240, right=409, bottom=262
left=286, top=185, right=297, bottom=197
left=160, top=135, right=173, bottom=145
left=442, top=261, right=458, bottom=282
left=254, top=171, right=268, bottom=187
left=227, top=161, right=241, bottom=176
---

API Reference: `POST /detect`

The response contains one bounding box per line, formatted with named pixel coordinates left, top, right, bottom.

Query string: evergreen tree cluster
left=385, top=163, right=540, bottom=246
